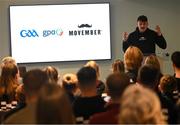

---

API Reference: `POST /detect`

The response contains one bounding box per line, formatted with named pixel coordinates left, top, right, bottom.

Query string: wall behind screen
left=0, top=0, right=180, bottom=81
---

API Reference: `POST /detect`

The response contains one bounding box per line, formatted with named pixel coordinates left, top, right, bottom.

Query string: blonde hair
left=85, top=60, right=100, bottom=79
left=144, top=55, right=161, bottom=72
left=119, top=85, right=166, bottom=124
left=1, top=56, right=17, bottom=68
left=124, top=46, right=143, bottom=71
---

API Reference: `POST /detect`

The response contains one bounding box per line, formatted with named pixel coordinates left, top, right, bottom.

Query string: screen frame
left=9, top=2, right=112, bottom=64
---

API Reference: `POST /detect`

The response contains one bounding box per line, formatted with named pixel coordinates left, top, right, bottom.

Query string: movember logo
left=78, top=24, right=92, bottom=28
left=69, top=24, right=102, bottom=36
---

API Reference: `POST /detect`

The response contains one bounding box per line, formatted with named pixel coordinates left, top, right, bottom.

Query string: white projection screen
left=9, top=3, right=111, bottom=64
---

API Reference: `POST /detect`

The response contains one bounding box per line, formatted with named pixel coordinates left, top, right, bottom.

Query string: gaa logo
left=43, top=29, right=63, bottom=37
left=20, top=30, right=39, bottom=37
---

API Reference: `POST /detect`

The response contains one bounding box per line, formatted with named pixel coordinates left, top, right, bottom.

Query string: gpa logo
left=43, top=29, right=63, bottom=37
left=20, top=30, right=39, bottom=37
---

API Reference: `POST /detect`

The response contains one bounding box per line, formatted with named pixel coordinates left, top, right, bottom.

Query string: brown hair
left=43, top=66, right=59, bottom=83
left=159, top=75, right=177, bottom=93
left=144, top=55, right=161, bottom=72
left=124, top=46, right=143, bottom=71
left=0, top=63, right=19, bottom=102
left=106, top=73, right=130, bottom=100
left=36, top=84, right=75, bottom=124
left=112, top=59, right=125, bottom=73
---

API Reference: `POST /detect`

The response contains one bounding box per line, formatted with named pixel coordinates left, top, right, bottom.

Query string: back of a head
left=137, top=15, right=148, bottom=22
left=62, top=73, right=78, bottom=92
left=171, top=51, right=180, bottom=68
left=144, top=55, right=161, bottom=72
left=112, top=59, right=125, bottom=73
left=159, top=75, right=177, bottom=94
left=23, top=69, right=48, bottom=98
left=1, top=56, right=17, bottom=68
left=37, top=83, right=75, bottom=124
left=106, top=73, right=130, bottom=100
left=137, top=64, right=160, bottom=89
left=43, top=66, right=58, bottom=83
left=0, top=63, right=19, bottom=101
left=77, top=66, right=97, bottom=89
left=0, top=63, right=18, bottom=80
left=119, top=85, right=166, bottom=124
left=85, top=60, right=100, bottom=78
left=124, top=46, right=143, bottom=71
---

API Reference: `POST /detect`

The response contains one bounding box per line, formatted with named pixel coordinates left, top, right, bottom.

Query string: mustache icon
left=78, top=24, right=92, bottom=28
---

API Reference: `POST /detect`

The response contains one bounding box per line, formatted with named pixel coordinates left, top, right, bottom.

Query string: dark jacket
left=123, top=28, right=167, bottom=55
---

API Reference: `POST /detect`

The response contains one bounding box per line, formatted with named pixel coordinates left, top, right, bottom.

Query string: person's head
left=112, top=59, right=125, bottom=73
left=0, top=63, right=18, bottom=81
left=36, top=83, right=75, bottom=124
left=1, top=56, right=17, bottom=68
left=124, top=46, right=143, bottom=71
left=171, top=51, right=180, bottom=69
left=137, top=64, right=160, bottom=90
left=77, top=66, right=97, bottom=90
left=85, top=60, right=100, bottom=79
left=106, top=73, right=130, bottom=101
left=0, top=63, right=19, bottom=101
left=159, top=75, right=177, bottom=94
left=43, top=66, right=59, bottom=83
left=23, top=69, right=48, bottom=102
left=62, top=73, right=79, bottom=94
left=137, top=15, right=148, bottom=33
left=144, top=55, right=161, bottom=72
left=119, top=85, right=166, bottom=124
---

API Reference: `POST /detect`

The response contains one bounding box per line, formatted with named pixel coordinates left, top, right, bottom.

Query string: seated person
left=73, top=67, right=106, bottom=124
left=89, top=72, right=130, bottom=124
left=62, top=73, right=81, bottom=103
left=85, top=60, right=105, bottom=95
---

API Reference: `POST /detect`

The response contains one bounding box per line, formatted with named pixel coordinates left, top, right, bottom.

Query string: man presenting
left=123, top=15, right=167, bottom=56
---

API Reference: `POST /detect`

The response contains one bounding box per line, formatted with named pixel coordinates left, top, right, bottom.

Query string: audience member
left=62, top=73, right=80, bottom=103
left=124, top=46, right=143, bottom=83
left=144, top=54, right=163, bottom=87
left=119, top=85, right=166, bottom=124
left=137, top=64, right=160, bottom=90
left=85, top=60, right=105, bottom=95
left=43, top=66, right=59, bottom=84
left=171, top=51, right=180, bottom=93
left=73, top=66, right=106, bottom=124
left=159, top=75, right=178, bottom=103
left=89, top=72, right=130, bottom=124
left=1, top=56, right=17, bottom=68
left=112, top=59, right=125, bottom=73
left=0, top=63, right=20, bottom=103
left=137, top=64, right=177, bottom=124
left=5, top=69, right=48, bottom=124
left=36, top=83, right=75, bottom=124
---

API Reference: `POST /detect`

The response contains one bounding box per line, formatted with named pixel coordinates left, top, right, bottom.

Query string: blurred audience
left=36, top=83, right=75, bottom=124
left=119, top=85, right=166, bottom=124
left=89, top=72, right=130, bottom=124
left=43, top=66, right=59, bottom=84
left=5, top=69, right=48, bottom=124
